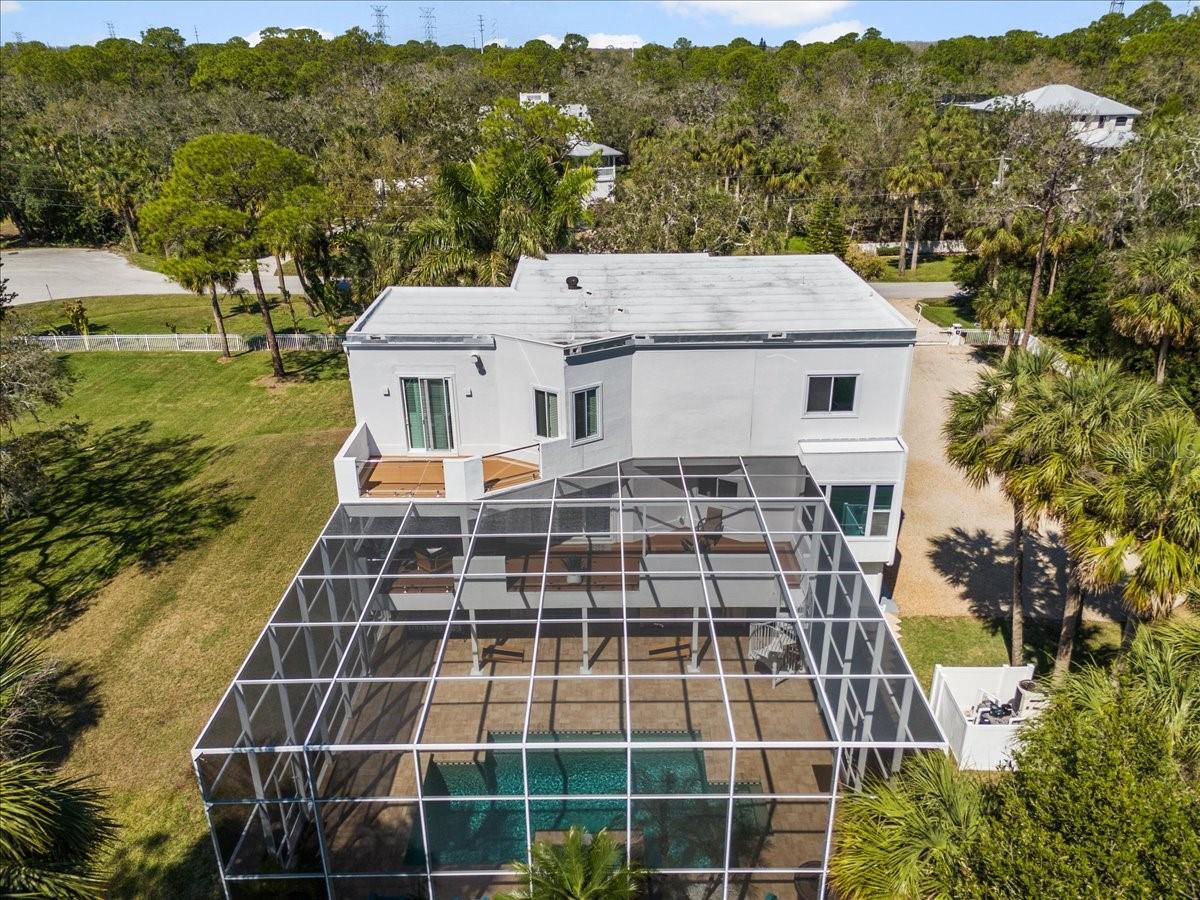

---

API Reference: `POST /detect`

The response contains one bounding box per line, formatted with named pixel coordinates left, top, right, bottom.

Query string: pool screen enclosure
left=194, top=457, right=944, bottom=900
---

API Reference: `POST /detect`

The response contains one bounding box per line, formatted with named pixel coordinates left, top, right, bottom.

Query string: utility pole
left=371, top=5, right=389, bottom=43
left=477, top=14, right=486, bottom=53
left=419, top=7, right=437, bottom=44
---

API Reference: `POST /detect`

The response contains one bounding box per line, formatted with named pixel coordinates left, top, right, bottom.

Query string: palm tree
left=965, top=221, right=1025, bottom=290
left=500, top=828, right=646, bottom=900
left=944, top=349, right=1060, bottom=665
left=887, top=162, right=939, bottom=273
left=1053, top=618, right=1200, bottom=774
left=829, top=751, right=983, bottom=900
left=1110, top=231, right=1200, bottom=384
left=403, top=150, right=594, bottom=287
left=0, top=754, right=116, bottom=899
left=1062, top=409, right=1200, bottom=644
left=1002, top=363, right=1161, bottom=678
left=973, top=268, right=1029, bottom=361
left=0, top=625, right=115, bottom=898
left=1045, top=220, right=1097, bottom=298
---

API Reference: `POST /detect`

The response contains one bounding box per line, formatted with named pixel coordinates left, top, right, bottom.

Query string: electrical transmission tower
left=371, top=5, right=389, bottom=43
left=419, top=7, right=437, bottom=44
left=106, top=21, right=117, bottom=38
left=12, top=31, right=23, bottom=43
left=1109, top=0, right=1125, bottom=12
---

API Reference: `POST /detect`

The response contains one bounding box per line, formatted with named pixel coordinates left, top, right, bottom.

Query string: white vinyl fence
left=35, top=332, right=344, bottom=353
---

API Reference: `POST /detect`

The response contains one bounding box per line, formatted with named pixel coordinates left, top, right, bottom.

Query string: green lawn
left=119, top=250, right=172, bottom=275
left=872, top=254, right=959, bottom=283
left=918, top=298, right=977, bottom=328
left=3, top=352, right=353, bottom=898
left=900, top=616, right=1122, bottom=690
left=18, top=293, right=335, bottom=336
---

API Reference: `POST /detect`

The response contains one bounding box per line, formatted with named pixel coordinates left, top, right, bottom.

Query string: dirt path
left=888, top=302, right=1119, bottom=623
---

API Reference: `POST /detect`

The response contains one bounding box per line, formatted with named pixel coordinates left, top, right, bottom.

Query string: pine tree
left=807, top=189, right=848, bottom=258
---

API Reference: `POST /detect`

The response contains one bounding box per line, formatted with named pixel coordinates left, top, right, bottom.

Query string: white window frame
left=532, top=386, right=560, bottom=441
left=822, top=482, right=895, bottom=538
left=804, top=372, right=861, bottom=418
left=570, top=383, right=603, bottom=446
left=398, top=373, right=458, bottom=455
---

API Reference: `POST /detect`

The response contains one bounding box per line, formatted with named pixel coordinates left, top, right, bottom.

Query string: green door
left=402, top=378, right=454, bottom=451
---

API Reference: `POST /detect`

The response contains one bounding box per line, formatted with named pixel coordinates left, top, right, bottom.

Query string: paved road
left=1, top=247, right=305, bottom=304
left=868, top=281, right=961, bottom=300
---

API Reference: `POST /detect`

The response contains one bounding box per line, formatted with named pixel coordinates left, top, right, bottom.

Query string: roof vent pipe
left=565, top=276, right=581, bottom=290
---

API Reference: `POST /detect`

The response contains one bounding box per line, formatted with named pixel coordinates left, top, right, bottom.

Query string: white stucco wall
left=346, top=336, right=563, bottom=456
left=627, top=344, right=913, bottom=455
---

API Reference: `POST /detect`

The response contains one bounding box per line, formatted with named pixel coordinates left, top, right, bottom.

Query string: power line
left=418, top=7, right=437, bottom=44
left=371, top=5, right=389, bottom=44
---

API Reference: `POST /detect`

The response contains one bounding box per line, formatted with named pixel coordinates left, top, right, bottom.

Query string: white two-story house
left=962, top=83, right=1141, bottom=150
left=335, top=253, right=916, bottom=596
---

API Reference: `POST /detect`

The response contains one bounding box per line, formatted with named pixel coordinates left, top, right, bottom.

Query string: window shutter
left=426, top=379, right=452, bottom=450
left=547, top=393, right=559, bottom=438
left=403, top=378, right=426, bottom=449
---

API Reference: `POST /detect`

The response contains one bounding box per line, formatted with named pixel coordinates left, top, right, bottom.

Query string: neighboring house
left=335, top=252, right=915, bottom=598
left=518, top=91, right=624, bottom=201
left=961, top=83, right=1141, bottom=149
left=194, top=253, right=941, bottom=899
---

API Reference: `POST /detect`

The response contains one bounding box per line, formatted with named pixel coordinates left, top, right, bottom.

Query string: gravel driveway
left=1, top=247, right=304, bottom=304
left=887, top=312, right=1118, bottom=623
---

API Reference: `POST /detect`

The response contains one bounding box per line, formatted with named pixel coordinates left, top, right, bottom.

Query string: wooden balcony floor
left=360, top=456, right=539, bottom=498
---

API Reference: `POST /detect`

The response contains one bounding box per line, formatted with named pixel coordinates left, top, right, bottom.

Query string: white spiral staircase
left=749, top=619, right=804, bottom=686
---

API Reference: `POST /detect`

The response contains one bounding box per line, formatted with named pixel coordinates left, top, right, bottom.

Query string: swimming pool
left=408, top=731, right=763, bottom=870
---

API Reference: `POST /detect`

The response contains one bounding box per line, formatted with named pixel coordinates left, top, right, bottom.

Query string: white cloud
left=243, top=26, right=333, bottom=46
left=534, top=32, right=646, bottom=50
left=660, top=0, right=853, bottom=28
left=796, top=18, right=864, bottom=44
left=0, top=1, right=23, bottom=13
left=485, top=36, right=508, bottom=47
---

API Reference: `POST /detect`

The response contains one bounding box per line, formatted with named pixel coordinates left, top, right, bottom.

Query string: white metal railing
left=33, top=332, right=344, bottom=353
left=595, top=165, right=616, bottom=180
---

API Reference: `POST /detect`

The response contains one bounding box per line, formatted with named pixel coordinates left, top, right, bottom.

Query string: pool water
left=406, top=731, right=764, bottom=870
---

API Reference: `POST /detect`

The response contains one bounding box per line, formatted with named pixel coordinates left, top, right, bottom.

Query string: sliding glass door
left=402, top=378, right=454, bottom=451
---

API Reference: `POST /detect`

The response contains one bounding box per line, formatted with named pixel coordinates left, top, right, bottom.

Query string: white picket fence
left=34, top=332, right=344, bottom=353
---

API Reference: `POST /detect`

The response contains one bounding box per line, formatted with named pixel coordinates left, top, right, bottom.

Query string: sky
left=0, top=0, right=1193, bottom=49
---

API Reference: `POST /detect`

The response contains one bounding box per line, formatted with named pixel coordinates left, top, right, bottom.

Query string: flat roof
left=350, top=253, right=915, bottom=345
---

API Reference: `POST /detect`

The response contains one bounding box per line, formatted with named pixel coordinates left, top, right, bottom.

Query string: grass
left=872, top=254, right=959, bottom=283
left=17, top=293, right=336, bottom=336
left=3, top=351, right=353, bottom=898
left=900, top=615, right=1122, bottom=690
left=918, top=297, right=977, bottom=328
left=119, top=250, right=172, bottom=275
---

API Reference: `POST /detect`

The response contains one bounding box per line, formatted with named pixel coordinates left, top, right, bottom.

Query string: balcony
left=335, top=424, right=541, bottom=502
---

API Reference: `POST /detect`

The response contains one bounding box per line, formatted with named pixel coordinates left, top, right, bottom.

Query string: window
left=806, top=375, right=857, bottom=414
left=1115, top=116, right=1128, bottom=127
left=534, top=389, right=559, bottom=439
left=572, top=386, right=600, bottom=443
left=825, top=484, right=894, bottom=537
left=402, top=377, right=454, bottom=451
